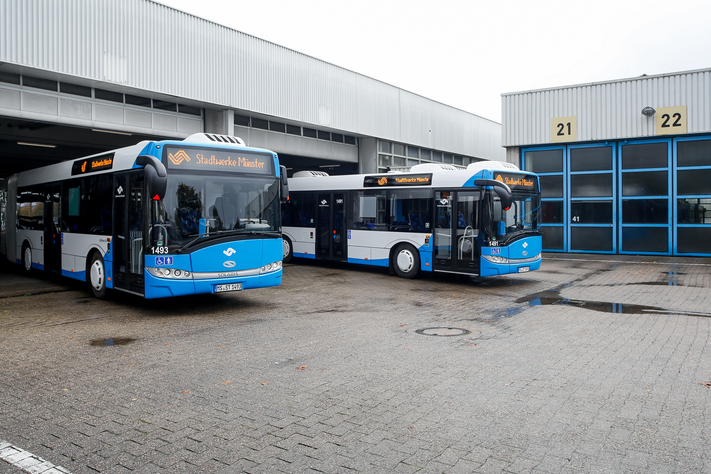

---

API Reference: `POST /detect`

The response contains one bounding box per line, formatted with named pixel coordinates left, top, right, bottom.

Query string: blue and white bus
left=0, top=133, right=288, bottom=299
left=282, top=162, right=541, bottom=278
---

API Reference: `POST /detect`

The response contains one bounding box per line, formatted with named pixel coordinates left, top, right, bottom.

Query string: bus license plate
left=214, top=283, right=243, bottom=293
left=518, top=266, right=530, bottom=273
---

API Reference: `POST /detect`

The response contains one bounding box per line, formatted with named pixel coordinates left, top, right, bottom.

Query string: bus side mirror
left=136, top=155, right=167, bottom=201
left=474, top=178, right=513, bottom=210
left=280, top=165, right=289, bottom=203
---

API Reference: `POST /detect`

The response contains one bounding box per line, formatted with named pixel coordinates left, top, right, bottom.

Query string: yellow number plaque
left=551, top=116, right=577, bottom=143
left=655, top=106, right=687, bottom=135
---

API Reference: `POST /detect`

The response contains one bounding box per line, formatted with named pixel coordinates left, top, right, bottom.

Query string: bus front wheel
left=392, top=244, right=419, bottom=279
left=282, top=236, right=293, bottom=263
left=87, top=252, right=108, bottom=299
left=21, top=243, right=33, bottom=274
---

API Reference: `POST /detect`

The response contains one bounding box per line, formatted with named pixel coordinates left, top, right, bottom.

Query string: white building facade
left=0, top=0, right=503, bottom=179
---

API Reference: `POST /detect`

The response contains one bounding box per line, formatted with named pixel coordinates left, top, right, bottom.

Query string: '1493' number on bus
left=151, top=246, right=169, bottom=255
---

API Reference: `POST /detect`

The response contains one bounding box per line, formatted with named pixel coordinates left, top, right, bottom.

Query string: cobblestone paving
left=1, top=254, right=711, bottom=473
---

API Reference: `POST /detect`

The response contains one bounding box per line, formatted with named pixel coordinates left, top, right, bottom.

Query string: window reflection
left=678, top=199, right=711, bottom=224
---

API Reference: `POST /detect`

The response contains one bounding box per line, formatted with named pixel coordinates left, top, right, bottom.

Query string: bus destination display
left=71, top=153, right=115, bottom=176
left=495, top=173, right=537, bottom=192
left=164, top=146, right=273, bottom=174
left=363, top=174, right=432, bottom=187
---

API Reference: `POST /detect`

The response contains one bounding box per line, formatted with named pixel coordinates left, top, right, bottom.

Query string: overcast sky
left=159, top=0, right=711, bottom=123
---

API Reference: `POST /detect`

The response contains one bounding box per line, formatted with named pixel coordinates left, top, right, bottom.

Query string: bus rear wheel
left=392, top=243, right=419, bottom=279
left=87, top=252, right=108, bottom=299
left=282, top=236, right=293, bottom=263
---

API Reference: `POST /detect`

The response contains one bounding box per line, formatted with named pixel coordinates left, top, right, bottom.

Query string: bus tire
left=392, top=243, right=419, bottom=279
left=87, top=251, right=108, bottom=299
left=282, top=236, right=293, bottom=263
left=21, top=242, right=33, bottom=274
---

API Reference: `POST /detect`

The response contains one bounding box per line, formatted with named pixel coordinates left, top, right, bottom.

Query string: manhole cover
left=415, top=327, right=470, bottom=337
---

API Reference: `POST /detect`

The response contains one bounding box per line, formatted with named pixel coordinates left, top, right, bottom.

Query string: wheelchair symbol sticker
left=156, top=257, right=173, bottom=266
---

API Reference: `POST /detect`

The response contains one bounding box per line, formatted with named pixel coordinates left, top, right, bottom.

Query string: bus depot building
left=502, top=68, right=711, bottom=257
left=0, top=0, right=502, bottom=183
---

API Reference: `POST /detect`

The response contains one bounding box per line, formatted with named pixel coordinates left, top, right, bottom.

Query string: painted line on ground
left=547, top=257, right=711, bottom=267
left=0, top=439, right=72, bottom=474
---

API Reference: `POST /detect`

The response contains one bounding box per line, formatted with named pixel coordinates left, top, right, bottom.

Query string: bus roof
left=12, top=134, right=277, bottom=188
left=288, top=162, right=537, bottom=192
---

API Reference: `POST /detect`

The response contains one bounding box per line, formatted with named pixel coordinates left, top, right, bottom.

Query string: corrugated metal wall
left=502, top=69, right=711, bottom=147
left=0, top=0, right=502, bottom=159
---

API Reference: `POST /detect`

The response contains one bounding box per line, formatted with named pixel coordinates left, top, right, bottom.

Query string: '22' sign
left=660, top=113, right=682, bottom=128
left=655, top=106, right=687, bottom=136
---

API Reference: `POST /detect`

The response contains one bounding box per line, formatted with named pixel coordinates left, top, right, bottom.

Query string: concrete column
left=359, top=137, right=377, bottom=174
left=204, top=109, right=235, bottom=135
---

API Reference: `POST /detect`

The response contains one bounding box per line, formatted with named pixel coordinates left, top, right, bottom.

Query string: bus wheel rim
left=283, top=239, right=290, bottom=259
left=24, top=247, right=32, bottom=271
left=90, top=260, right=104, bottom=289
left=397, top=249, right=414, bottom=272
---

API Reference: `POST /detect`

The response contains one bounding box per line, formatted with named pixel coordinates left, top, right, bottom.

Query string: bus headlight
left=146, top=267, right=193, bottom=279
left=260, top=260, right=283, bottom=274
left=483, top=255, right=509, bottom=264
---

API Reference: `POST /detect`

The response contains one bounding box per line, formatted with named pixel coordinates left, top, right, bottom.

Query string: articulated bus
left=0, top=133, right=288, bottom=299
left=281, top=162, right=542, bottom=278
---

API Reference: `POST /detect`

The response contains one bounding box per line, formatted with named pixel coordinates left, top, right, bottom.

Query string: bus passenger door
left=113, top=172, right=145, bottom=295
left=316, top=193, right=347, bottom=261
left=43, top=184, right=61, bottom=273
left=433, top=191, right=480, bottom=274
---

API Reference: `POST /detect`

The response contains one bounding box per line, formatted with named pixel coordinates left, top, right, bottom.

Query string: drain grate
left=415, top=327, right=470, bottom=337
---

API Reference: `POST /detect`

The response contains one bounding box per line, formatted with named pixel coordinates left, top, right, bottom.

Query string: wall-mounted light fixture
left=92, top=128, right=132, bottom=136
left=641, top=107, right=656, bottom=117
left=17, top=141, right=56, bottom=148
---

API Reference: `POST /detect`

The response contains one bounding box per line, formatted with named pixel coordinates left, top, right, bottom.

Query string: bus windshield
left=150, top=172, right=281, bottom=251
left=483, top=189, right=540, bottom=245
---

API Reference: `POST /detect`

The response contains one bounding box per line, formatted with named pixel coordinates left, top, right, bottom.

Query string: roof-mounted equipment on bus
left=467, top=161, right=520, bottom=172
left=409, top=163, right=459, bottom=172
left=136, top=155, right=167, bottom=201
left=293, top=170, right=330, bottom=178
left=184, top=133, right=246, bottom=146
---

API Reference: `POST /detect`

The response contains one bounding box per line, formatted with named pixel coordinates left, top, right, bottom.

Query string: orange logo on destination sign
left=378, top=177, right=388, bottom=186
left=495, top=174, right=504, bottom=183
left=168, top=150, right=191, bottom=166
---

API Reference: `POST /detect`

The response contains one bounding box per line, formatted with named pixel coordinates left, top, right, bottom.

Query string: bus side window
left=63, top=182, right=81, bottom=232
left=17, top=187, right=44, bottom=231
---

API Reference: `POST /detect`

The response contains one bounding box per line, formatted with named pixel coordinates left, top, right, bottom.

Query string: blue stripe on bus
left=62, top=269, right=85, bottom=281
left=293, top=252, right=316, bottom=259
left=347, top=257, right=389, bottom=267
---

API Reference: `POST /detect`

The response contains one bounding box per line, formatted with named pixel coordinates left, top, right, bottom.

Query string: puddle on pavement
left=515, top=290, right=667, bottom=314
left=516, top=289, right=711, bottom=318
left=89, top=337, right=136, bottom=347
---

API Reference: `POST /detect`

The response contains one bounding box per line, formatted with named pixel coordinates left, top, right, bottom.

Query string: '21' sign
left=550, top=116, right=577, bottom=143
left=655, top=106, right=687, bottom=135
